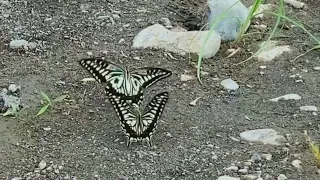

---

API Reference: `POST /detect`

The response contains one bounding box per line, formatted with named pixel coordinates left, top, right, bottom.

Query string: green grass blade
left=36, top=104, right=50, bottom=116
left=52, top=95, right=69, bottom=103
left=40, top=91, right=51, bottom=104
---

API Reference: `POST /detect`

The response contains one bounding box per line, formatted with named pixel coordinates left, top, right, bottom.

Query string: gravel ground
left=0, top=0, right=319, bottom=179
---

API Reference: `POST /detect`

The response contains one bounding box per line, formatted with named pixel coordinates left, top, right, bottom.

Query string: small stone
left=8, top=84, right=20, bottom=93
left=284, top=0, right=306, bottom=9
left=87, top=51, right=93, bottom=56
left=217, top=176, right=240, bottom=180
left=43, top=127, right=51, bottom=131
left=181, top=74, right=195, bottom=81
left=314, top=67, right=320, bottom=71
left=9, top=39, right=28, bottom=49
left=54, top=168, right=60, bottom=174
left=262, top=153, right=272, bottom=161
left=255, top=41, right=291, bottom=62
left=27, top=42, right=37, bottom=50
left=166, top=132, right=172, bottom=137
left=244, top=161, right=252, bottom=166
left=269, top=94, right=301, bottom=102
left=299, top=106, right=318, bottom=112
left=46, top=166, right=53, bottom=172
left=38, top=160, right=47, bottom=170
left=160, top=18, right=173, bottom=28
left=259, top=66, right=267, bottom=69
left=277, top=174, right=287, bottom=180
left=118, top=38, right=125, bottom=44
left=238, top=168, right=248, bottom=174
left=291, top=159, right=302, bottom=169
left=243, top=174, right=259, bottom=180
left=133, top=57, right=140, bottom=60
left=220, top=78, right=239, bottom=91
left=189, top=97, right=201, bottom=106
left=225, top=165, right=239, bottom=172
left=240, top=129, right=286, bottom=145
left=251, top=153, right=261, bottom=163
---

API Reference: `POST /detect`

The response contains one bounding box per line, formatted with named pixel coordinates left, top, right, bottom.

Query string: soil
left=1, top=0, right=320, bottom=179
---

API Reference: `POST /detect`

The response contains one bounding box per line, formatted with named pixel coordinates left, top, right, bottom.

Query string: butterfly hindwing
left=131, top=67, right=172, bottom=90
left=106, top=88, right=169, bottom=147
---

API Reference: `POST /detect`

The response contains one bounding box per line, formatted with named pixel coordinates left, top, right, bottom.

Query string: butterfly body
left=79, top=57, right=172, bottom=106
left=106, top=90, right=169, bottom=147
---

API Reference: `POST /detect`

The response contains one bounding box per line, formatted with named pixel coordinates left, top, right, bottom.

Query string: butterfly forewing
left=131, top=68, right=172, bottom=90
left=79, top=57, right=124, bottom=83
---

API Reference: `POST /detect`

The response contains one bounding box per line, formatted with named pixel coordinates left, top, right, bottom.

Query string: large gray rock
left=207, top=0, right=249, bottom=41
left=240, top=129, right=286, bottom=145
left=132, top=24, right=221, bottom=58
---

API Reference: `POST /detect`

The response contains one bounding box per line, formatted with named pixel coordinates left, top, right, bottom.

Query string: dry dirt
left=0, top=0, right=320, bottom=179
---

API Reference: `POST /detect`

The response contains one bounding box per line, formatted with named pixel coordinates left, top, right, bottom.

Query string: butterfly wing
left=131, top=67, right=172, bottom=90
left=140, top=91, right=169, bottom=146
left=106, top=88, right=169, bottom=147
left=79, top=57, right=145, bottom=105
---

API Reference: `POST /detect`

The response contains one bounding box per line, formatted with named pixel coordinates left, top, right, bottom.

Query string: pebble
left=277, top=174, right=287, bottom=180
left=244, top=161, right=252, bottom=166
left=225, top=165, right=239, bottom=172
left=217, top=176, right=240, bottom=180
left=243, top=174, right=259, bottom=180
left=251, top=152, right=261, bottom=163
left=9, top=39, right=28, bottom=49
left=118, top=38, right=125, bottom=44
left=291, top=159, right=302, bottom=169
left=314, top=67, right=320, bottom=71
left=132, top=24, right=221, bottom=58
left=255, top=41, right=291, bottom=62
left=220, top=78, right=239, bottom=91
left=299, top=105, right=318, bottom=112
left=160, top=18, right=173, bottom=28
left=262, top=153, right=272, bottom=161
left=189, top=97, right=200, bottom=106
left=269, top=93, right=301, bottom=102
left=86, top=51, right=93, bottom=56
left=238, top=168, right=248, bottom=174
left=240, top=128, right=286, bottom=145
left=38, top=160, right=47, bottom=170
left=112, top=14, right=121, bottom=20
left=8, top=84, right=20, bottom=93
left=181, top=74, right=195, bottom=81
left=284, top=0, right=306, bottom=9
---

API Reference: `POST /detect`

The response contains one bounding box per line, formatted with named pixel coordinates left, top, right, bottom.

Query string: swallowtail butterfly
left=106, top=89, right=169, bottom=147
left=79, top=57, right=172, bottom=106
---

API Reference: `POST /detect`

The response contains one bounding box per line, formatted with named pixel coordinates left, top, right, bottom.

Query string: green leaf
left=36, top=104, right=50, bottom=116
left=40, top=91, right=51, bottom=104
left=52, top=95, right=69, bottom=103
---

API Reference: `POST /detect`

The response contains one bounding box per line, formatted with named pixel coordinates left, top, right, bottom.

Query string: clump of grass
left=37, top=91, right=69, bottom=116
left=304, top=130, right=320, bottom=167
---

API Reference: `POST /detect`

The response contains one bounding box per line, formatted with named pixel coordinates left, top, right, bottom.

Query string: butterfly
left=79, top=57, right=172, bottom=106
left=106, top=88, right=169, bottom=147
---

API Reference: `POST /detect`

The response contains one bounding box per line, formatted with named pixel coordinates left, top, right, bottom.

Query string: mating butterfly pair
left=79, top=57, right=171, bottom=147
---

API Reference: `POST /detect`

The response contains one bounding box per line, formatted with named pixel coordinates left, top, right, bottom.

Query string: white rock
left=225, top=165, right=239, bottom=172
left=9, top=39, right=28, bottom=49
left=240, top=129, right=286, bottom=145
left=277, top=174, right=288, bottom=180
left=269, top=94, right=301, bottom=102
left=314, top=67, right=320, bottom=71
left=284, top=0, right=305, bottom=9
left=11, top=178, right=22, bottom=180
left=207, top=0, right=249, bottom=41
left=238, top=168, right=248, bottom=174
left=220, top=78, right=239, bottom=90
left=8, top=84, right=20, bottom=93
left=299, top=106, right=318, bottom=112
left=243, top=174, right=259, bottom=180
left=217, top=176, right=240, bottom=180
left=38, top=160, right=47, bottom=170
left=181, top=74, right=195, bottom=81
left=189, top=97, right=201, bottom=106
left=132, top=24, right=221, bottom=58
left=292, top=159, right=302, bottom=169
left=262, top=153, right=272, bottom=161
left=254, top=41, right=291, bottom=62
